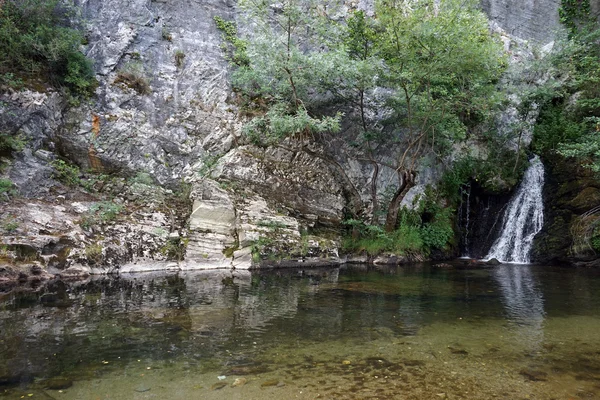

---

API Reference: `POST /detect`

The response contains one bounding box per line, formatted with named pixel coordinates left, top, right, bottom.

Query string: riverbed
left=1, top=263, right=599, bottom=399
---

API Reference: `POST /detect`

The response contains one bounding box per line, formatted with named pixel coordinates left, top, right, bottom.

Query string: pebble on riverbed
left=232, top=377, right=247, bottom=387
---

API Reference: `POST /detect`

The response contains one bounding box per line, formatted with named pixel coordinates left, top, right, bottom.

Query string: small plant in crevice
left=174, top=50, right=185, bottom=68
left=2, top=217, right=19, bottom=233
left=50, top=159, right=81, bottom=187
left=161, top=26, right=172, bottom=41
left=0, top=178, right=17, bottom=199
left=85, top=242, right=103, bottom=265
left=197, top=153, right=222, bottom=178
left=213, top=16, right=249, bottom=67
left=129, top=171, right=155, bottom=186
left=0, top=131, right=27, bottom=155
left=0, top=73, right=23, bottom=90
left=159, top=237, right=188, bottom=261
left=79, top=201, right=124, bottom=229
left=114, top=62, right=151, bottom=95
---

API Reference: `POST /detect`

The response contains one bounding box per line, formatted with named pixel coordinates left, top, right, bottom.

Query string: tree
left=221, top=0, right=505, bottom=234
left=374, top=0, right=505, bottom=231
left=233, top=0, right=343, bottom=145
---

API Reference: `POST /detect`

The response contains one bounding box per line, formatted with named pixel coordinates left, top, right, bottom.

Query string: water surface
left=1, top=263, right=600, bottom=399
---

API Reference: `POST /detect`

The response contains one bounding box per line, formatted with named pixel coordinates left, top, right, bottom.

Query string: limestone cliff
left=0, top=0, right=567, bottom=280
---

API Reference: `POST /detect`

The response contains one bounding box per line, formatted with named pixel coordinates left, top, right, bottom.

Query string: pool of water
left=1, top=263, right=600, bottom=399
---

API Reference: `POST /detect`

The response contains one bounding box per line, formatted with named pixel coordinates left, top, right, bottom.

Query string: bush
left=0, top=0, right=97, bottom=97
left=0, top=179, right=17, bottom=199
left=79, top=201, right=124, bottom=229
left=50, top=159, right=80, bottom=186
left=0, top=132, right=26, bottom=155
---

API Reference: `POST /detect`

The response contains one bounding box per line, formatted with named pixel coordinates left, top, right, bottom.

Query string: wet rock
left=43, top=377, right=73, bottom=390
left=134, top=384, right=151, bottom=392
left=486, top=258, right=501, bottom=265
left=433, top=263, right=453, bottom=268
left=519, top=369, right=548, bottom=381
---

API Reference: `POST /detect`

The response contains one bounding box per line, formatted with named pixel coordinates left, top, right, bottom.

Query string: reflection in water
left=492, top=264, right=545, bottom=350
left=1, top=265, right=600, bottom=400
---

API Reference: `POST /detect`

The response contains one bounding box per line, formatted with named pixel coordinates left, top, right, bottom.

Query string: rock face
left=0, top=0, right=571, bottom=277
left=481, top=0, right=562, bottom=43
left=531, top=155, right=600, bottom=265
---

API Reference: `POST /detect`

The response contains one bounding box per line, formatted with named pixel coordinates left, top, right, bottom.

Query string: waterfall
left=459, top=183, right=472, bottom=257
left=485, top=156, right=544, bottom=264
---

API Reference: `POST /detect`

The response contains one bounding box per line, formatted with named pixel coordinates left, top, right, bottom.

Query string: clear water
left=1, top=263, right=600, bottom=399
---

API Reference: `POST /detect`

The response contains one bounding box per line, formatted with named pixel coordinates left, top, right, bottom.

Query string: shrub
left=114, top=62, right=151, bottom=95
left=2, top=217, right=19, bottom=233
left=0, top=132, right=26, bottom=155
left=0, top=178, right=17, bottom=199
left=50, top=159, right=80, bottom=186
left=79, top=201, right=124, bottom=229
left=0, top=0, right=97, bottom=97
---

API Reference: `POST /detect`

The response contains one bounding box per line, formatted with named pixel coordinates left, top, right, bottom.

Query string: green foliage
left=50, top=159, right=80, bottom=186
left=213, top=16, right=249, bottom=67
left=0, top=132, right=26, bottom=154
left=256, top=219, right=287, bottom=230
left=343, top=190, right=454, bottom=257
left=533, top=103, right=585, bottom=154
left=2, top=217, right=19, bottom=233
left=244, top=104, right=342, bottom=146
left=376, top=0, right=506, bottom=158
left=531, top=20, right=600, bottom=172
left=0, top=0, right=97, bottom=97
left=79, top=201, right=124, bottom=229
left=0, top=72, right=24, bottom=89
left=559, top=0, right=592, bottom=36
left=85, top=243, right=103, bottom=264
left=231, top=0, right=345, bottom=143
left=197, top=153, right=222, bottom=177
left=129, top=171, right=154, bottom=186
left=114, top=62, right=151, bottom=95
left=0, top=178, right=17, bottom=199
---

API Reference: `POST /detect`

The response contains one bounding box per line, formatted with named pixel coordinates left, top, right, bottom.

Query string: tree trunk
left=384, top=170, right=415, bottom=232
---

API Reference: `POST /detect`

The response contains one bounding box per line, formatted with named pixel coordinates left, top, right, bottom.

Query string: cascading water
left=458, top=183, right=472, bottom=257
left=485, top=156, right=545, bottom=264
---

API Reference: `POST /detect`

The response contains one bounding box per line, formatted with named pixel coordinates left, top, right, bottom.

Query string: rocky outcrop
left=481, top=0, right=562, bottom=44
left=531, top=155, right=600, bottom=265
left=0, top=0, right=572, bottom=278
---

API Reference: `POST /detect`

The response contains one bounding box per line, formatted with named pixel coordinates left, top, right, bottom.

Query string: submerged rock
left=260, top=379, right=281, bottom=387
left=211, top=382, right=227, bottom=390
left=43, top=377, right=73, bottom=390
left=519, top=369, right=548, bottom=381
